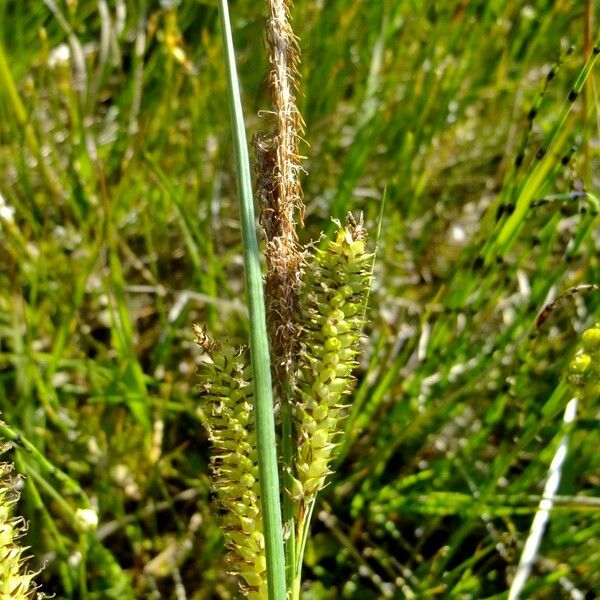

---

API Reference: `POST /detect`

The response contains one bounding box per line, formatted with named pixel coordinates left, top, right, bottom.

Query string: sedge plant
left=196, top=0, right=374, bottom=597
left=1, top=2, right=599, bottom=598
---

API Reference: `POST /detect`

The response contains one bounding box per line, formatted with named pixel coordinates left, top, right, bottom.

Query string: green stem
left=79, top=534, right=89, bottom=600
left=0, top=421, right=90, bottom=506
left=14, top=455, right=75, bottom=596
left=293, top=498, right=317, bottom=600
left=24, top=462, right=79, bottom=531
left=0, top=42, right=41, bottom=156
left=280, top=376, right=296, bottom=591
left=217, top=2, right=286, bottom=599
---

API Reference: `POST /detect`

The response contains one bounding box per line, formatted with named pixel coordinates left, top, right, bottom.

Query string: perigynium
left=194, top=325, right=267, bottom=599
left=0, top=442, right=41, bottom=600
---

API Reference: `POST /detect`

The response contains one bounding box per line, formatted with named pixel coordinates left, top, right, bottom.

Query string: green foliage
left=0, top=0, right=599, bottom=598
left=86, top=538, right=135, bottom=600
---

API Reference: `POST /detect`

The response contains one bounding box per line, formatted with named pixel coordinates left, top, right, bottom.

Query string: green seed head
left=194, top=326, right=267, bottom=598
left=294, top=215, right=373, bottom=501
left=0, top=448, right=42, bottom=600
left=569, top=353, right=592, bottom=375
left=568, top=323, right=600, bottom=403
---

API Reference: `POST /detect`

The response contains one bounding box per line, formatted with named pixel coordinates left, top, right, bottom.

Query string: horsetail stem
left=493, top=40, right=600, bottom=257
left=194, top=326, right=267, bottom=599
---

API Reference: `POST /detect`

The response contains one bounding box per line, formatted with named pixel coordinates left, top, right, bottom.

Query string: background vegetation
left=0, top=0, right=599, bottom=598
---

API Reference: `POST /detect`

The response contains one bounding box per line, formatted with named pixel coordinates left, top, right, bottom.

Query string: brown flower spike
left=255, top=0, right=305, bottom=378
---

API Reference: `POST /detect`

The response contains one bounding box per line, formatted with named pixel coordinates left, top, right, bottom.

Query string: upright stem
left=280, top=376, right=296, bottom=589
left=293, top=498, right=316, bottom=600
left=218, top=2, right=286, bottom=598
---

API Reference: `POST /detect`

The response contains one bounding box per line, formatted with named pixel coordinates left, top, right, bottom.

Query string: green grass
left=0, top=1, right=599, bottom=598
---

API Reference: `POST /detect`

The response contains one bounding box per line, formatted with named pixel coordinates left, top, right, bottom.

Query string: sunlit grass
left=0, top=1, right=599, bottom=598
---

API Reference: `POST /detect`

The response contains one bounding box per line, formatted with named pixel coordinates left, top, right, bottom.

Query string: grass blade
left=217, top=2, right=286, bottom=598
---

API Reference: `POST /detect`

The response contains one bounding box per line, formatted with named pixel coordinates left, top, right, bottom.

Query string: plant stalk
left=217, top=2, right=286, bottom=598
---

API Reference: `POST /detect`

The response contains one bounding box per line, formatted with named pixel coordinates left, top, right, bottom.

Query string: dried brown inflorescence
left=255, top=0, right=305, bottom=378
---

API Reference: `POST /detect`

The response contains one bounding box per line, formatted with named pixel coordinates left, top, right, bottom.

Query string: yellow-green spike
left=0, top=442, right=41, bottom=600
left=294, top=215, right=373, bottom=501
left=194, top=326, right=267, bottom=599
